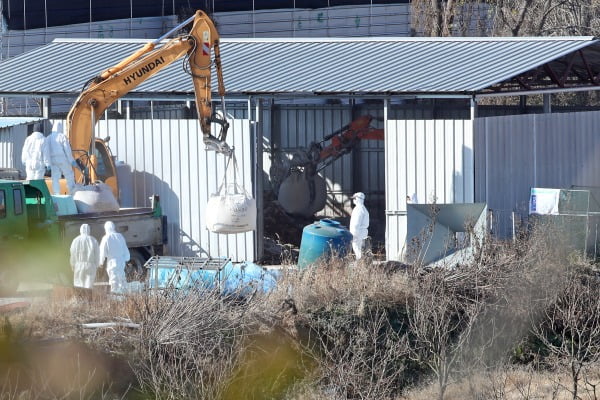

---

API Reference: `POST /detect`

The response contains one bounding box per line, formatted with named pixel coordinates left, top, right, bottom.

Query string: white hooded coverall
left=21, top=131, right=50, bottom=180
left=47, top=121, right=77, bottom=194
left=70, top=223, right=100, bottom=289
left=99, top=221, right=130, bottom=293
left=349, top=192, right=369, bottom=259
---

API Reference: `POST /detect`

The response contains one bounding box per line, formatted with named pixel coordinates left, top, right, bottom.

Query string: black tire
left=126, top=249, right=147, bottom=282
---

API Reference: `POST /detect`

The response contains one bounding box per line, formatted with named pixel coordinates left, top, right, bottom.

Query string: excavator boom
left=66, top=10, right=229, bottom=195
left=272, top=115, right=384, bottom=217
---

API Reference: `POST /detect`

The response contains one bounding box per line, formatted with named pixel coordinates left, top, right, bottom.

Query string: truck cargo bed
left=58, top=207, right=165, bottom=249
left=57, top=207, right=154, bottom=221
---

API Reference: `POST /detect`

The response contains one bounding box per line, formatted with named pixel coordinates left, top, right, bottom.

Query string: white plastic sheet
left=529, top=188, right=560, bottom=215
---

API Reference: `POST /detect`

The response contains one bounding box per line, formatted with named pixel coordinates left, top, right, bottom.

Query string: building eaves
left=0, top=36, right=599, bottom=97
left=0, top=117, right=43, bottom=129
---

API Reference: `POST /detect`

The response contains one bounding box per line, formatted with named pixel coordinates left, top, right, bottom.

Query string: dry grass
left=402, top=363, right=600, bottom=400
left=261, top=256, right=413, bottom=314
left=0, top=292, right=140, bottom=399
left=1, top=220, right=600, bottom=399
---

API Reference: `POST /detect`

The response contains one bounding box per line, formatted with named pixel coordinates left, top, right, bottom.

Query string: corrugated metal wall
left=386, top=119, right=474, bottom=261
left=474, top=110, right=600, bottom=237
left=354, top=104, right=386, bottom=243
left=94, top=118, right=256, bottom=261
left=0, top=124, right=26, bottom=170
left=0, top=119, right=256, bottom=261
left=1, top=16, right=177, bottom=59
left=216, top=4, right=410, bottom=37
left=271, top=105, right=355, bottom=217
left=269, top=104, right=387, bottom=224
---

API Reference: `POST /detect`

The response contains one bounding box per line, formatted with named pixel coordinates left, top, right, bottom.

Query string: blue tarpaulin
left=146, top=257, right=278, bottom=294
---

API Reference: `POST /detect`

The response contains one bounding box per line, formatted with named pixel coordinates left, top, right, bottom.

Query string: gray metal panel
left=385, top=118, right=474, bottom=261
left=214, top=4, right=411, bottom=38
left=0, top=124, right=26, bottom=170
left=95, top=118, right=256, bottom=262
left=1, top=15, right=179, bottom=59
left=0, top=37, right=598, bottom=95
left=474, top=110, right=600, bottom=237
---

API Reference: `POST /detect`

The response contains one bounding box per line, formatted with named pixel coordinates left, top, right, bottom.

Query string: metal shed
left=2, top=36, right=600, bottom=261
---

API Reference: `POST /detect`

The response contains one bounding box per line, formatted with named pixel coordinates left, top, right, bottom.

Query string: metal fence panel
left=386, top=119, right=473, bottom=261
left=95, top=118, right=256, bottom=261
left=475, top=110, right=600, bottom=237
left=0, top=125, right=26, bottom=170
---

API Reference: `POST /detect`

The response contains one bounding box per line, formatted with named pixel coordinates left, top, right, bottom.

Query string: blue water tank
left=297, top=219, right=353, bottom=269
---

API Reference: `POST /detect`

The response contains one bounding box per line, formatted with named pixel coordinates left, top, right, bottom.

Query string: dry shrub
left=6, top=291, right=143, bottom=356
left=401, top=364, right=583, bottom=400
left=264, top=256, right=412, bottom=312
left=2, top=216, right=597, bottom=400
left=133, top=286, right=253, bottom=399
left=530, top=263, right=600, bottom=399
left=260, top=258, right=413, bottom=399
left=398, top=214, right=577, bottom=400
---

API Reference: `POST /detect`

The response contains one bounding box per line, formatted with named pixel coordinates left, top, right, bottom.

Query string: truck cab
left=0, top=179, right=68, bottom=294
left=0, top=180, right=29, bottom=240
left=0, top=178, right=166, bottom=293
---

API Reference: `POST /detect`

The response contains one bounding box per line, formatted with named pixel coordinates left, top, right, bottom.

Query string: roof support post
left=42, top=97, right=50, bottom=118
left=543, top=93, right=552, bottom=114
left=250, top=96, right=264, bottom=262
left=519, top=95, right=527, bottom=114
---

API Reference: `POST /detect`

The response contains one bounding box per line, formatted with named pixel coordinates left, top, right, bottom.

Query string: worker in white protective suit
left=99, top=221, right=130, bottom=293
left=70, top=223, right=100, bottom=289
left=21, top=127, right=50, bottom=180
left=349, top=192, right=369, bottom=260
left=47, top=121, right=77, bottom=195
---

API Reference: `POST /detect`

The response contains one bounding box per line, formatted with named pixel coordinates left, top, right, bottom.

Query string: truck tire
left=126, top=249, right=147, bottom=282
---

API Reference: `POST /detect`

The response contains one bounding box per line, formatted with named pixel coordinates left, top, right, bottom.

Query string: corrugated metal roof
left=0, top=117, right=42, bottom=129
left=0, top=36, right=599, bottom=96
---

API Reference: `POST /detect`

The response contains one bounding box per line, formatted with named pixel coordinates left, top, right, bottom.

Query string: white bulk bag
left=206, top=154, right=256, bottom=234
left=73, top=182, right=120, bottom=214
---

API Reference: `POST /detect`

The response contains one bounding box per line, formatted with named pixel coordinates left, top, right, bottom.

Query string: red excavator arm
left=271, top=115, right=384, bottom=216
left=316, top=115, right=384, bottom=165
left=305, top=115, right=384, bottom=172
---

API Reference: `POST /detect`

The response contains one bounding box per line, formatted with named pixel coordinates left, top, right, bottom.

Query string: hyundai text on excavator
left=0, top=10, right=231, bottom=293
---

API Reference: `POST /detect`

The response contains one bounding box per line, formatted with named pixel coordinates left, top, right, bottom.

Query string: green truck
left=0, top=178, right=167, bottom=293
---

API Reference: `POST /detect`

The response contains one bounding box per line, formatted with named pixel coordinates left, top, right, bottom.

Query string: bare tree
left=302, top=304, right=409, bottom=400
left=491, top=0, right=600, bottom=36
left=134, top=287, right=253, bottom=399
left=411, top=0, right=491, bottom=36
left=406, top=268, right=483, bottom=400
left=532, top=267, right=600, bottom=400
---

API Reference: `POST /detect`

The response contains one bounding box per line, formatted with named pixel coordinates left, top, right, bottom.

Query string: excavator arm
left=271, top=115, right=384, bottom=216
left=308, top=115, right=384, bottom=171
left=66, top=10, right=229, bottom=191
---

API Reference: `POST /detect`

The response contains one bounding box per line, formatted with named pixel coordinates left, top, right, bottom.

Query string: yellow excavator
left=49, top=9, right=230, bottom=198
